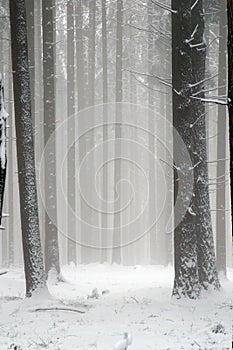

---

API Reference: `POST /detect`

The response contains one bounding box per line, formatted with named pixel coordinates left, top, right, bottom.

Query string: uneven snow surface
left=0, top=264, right=232, bottom=349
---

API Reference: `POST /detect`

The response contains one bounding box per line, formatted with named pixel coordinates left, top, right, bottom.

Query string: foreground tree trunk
left=42, top=0, right=60, bottom=276
left=9, top=0, right=46, bottom=296
left=227, top=1, right=233, bottom=231
left=172, top=0, right=220, bottom=298
left=25, top=0, right=35, bottom=131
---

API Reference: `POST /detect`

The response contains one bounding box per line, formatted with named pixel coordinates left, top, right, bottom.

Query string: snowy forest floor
left=0, top=264, right=233, bottom=350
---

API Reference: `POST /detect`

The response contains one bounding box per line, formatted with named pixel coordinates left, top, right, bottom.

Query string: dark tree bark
left=112, top=0, right=123, bottom=264
left=216, top=0, right=227, bottom=275
left=191, top=0, right=219, bottom=291
left=101, top=0, right=108, bottom=263
left=25, top=0, right=35, bottom=131
left=172, top=0, right=220, bottom=298
left=227, top=1, right=233, bottom=235
left=42, top=0, right=60, bottom=276
left=9, top=0, right=46, bottom=296
left=67, top=0, right=76, bottom=264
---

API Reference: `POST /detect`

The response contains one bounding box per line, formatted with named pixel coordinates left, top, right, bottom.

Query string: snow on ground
left=0, top=264, right=232, bottom=350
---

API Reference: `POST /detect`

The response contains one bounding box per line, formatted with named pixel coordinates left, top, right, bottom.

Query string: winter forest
left=0, top=0, right=233, bottom=349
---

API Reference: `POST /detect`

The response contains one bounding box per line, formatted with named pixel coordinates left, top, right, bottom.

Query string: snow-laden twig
left=191, top=0, right=200, bottom=11
left=190, top=95, right=228, bottom=105
left=151, top=0, right=177, bottom=14
left=34, top=307, right=86, bottom=314
left=189, top=72, right=218, bottom=88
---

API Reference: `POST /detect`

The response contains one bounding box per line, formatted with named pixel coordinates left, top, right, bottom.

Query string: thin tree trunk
left=147, top=0, right=157, bottom=265
left=112, top=0, right=123, bottom=264
left=42, top=0, right=60, bottom=276
left=9, top=0, right=46, bottom=296
left=88, top=0, right=96, bottom=108
left=101, top=0, right=108, bottom=263
left=67, top=0, right=76, bottom=264
left=216, top=1, right=227, bottom=275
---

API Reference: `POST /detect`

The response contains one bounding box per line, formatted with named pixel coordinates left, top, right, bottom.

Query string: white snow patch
left=0, top=265, right=232, bottom=350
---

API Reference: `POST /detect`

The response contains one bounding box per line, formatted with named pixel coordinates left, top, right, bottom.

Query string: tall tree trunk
left=172, top=0, right=220, bottom=298
left=112, top=0, right=123, bottom=264
left=42, top=0, right=60, bottom=276
left=227, top=1, right=233, bottom=239
left=76, top=0, right=87, bottom=112
left=147, top=0, right=157, bottom=265
left=216, top=1, right=227, bottom=275
left=25, top=0, right=35, bottom=131
left=191, top=0, right=219, bottom=291
left=88, top=0, right=96, bottom=108
left=67, top=0, right=76, bottom=264
left=9, top=0, right=46, bottom=296
left=101, top=0, right=108, bottom=263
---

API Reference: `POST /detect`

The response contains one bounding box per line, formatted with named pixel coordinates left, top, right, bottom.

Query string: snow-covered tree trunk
left=227, top=0, right=233, bottom=231
left=216, top=0, right=227, bottom=275
left=191, top=0, right=219, bottom=291
left=42, top=0, right=60, bottom=277
left=172, top=0, right=200, bottom=298
left=172, top=0, right=220, bottom=298
left=9, top=0, right=46, bottom=296
left=67, top=0, right=76, bottom=265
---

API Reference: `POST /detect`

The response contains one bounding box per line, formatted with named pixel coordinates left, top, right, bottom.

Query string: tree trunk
left=112, top=0, right=123, bottom=264
left=191, top=0, right=219, bottom=291
left=67, top=0, right=76, bottom=264
left=9, top=0, right=46, bottom=296
left=25, top=0, right=35, bottom=132
left=88, top=0, right=96, bottom=108
left=42, top=0, right=60, bottom=276
left=216, top=0, right=227, bottom=275
left=172, top=0, right=220, bottom=298
left=147, top=0, right=157, bottom=265
left=101, top=0, right=108, bottom=263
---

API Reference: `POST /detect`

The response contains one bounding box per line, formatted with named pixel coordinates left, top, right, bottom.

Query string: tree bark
left=42, top=0, right=60, bottom=276
left=101, top=0, right=108, bottom=263
left=67, top=0, right=76, bottom=264
left=172, top=0, right=220, bottom=298
left=147, top=0, right=157, bottom=265
left=9, top=0, right=46, bottom=296
left=25, top=0, right=35, bottom=132
left=112, top=0, right=123, bottom=264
